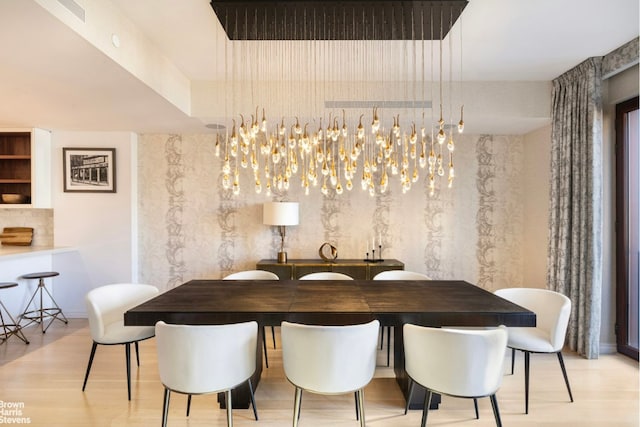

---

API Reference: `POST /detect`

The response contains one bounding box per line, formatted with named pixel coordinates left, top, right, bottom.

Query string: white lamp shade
left=263, top=202, right=299, bottom=226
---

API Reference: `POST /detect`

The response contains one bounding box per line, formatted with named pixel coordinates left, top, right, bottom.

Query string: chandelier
left=209, top=1, right=467, bottom=197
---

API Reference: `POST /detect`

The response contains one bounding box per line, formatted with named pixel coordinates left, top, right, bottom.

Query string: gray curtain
left=548, top=57, right=603, bottom=359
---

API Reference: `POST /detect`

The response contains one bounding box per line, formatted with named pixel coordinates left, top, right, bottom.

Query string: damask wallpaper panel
left=138, top=133, right=524, bottom=292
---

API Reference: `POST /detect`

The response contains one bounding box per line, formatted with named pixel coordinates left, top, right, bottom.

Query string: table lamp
left=263, top=202, right=299, bottom=263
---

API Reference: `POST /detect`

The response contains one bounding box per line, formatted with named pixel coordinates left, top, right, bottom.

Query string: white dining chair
left=82, top=283, right=159, bottom=400
left=156, top=320, right=258, bottom=427
left=224, top=270, right=279, bottom=280
left=224, top=269, right=279, bottom=367
left=281, top=320, right=380, bottom=427
left=494, top=287, right=574, bottom=413
left=372, top=270, right=431, bottom=281
left=298, top=272, right=354, bottom=280
left=403, top=324, right=508, bottom=427
left=373, top=270, right=431, bottom=366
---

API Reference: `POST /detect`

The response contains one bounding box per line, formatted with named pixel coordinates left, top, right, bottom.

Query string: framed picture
left=63, top=148, right=116, bottom=193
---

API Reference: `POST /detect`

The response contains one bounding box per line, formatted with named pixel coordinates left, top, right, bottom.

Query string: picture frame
left=63, top=148, right=116, bottom=193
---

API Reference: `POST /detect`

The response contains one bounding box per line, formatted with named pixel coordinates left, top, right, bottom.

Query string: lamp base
left=277, top=251, right=288, bottom=263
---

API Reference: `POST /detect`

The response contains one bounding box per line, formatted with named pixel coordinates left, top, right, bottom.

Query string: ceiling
left=0, top=0, right=636, bottom=135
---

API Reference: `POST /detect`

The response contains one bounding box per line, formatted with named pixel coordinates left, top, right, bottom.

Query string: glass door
left=616, top=96, right=639, bottom=360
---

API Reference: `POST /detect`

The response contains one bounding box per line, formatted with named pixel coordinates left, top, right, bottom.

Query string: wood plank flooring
left=0, top=319, right=638, bottom=426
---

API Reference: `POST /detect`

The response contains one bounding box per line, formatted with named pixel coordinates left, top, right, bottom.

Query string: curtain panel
left=548, top=57, right=603, bottom=359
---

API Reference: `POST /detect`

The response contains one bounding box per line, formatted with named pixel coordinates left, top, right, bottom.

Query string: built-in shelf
left=0, top=131, right=32, bottom=204
left=0, top=155, right=31, bottom=159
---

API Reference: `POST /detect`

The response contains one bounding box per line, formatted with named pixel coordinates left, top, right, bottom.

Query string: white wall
left=522, top=125, right=551, bottom=288
left=137, top=133, right=526, bottom=293
left=51, top=131, right=138, bottom=316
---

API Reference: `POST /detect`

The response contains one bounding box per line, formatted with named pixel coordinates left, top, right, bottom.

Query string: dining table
left=124, top=278, right=535, bottom=409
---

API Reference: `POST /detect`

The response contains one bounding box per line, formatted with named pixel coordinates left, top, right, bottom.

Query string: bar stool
left=20, top=271, right=68, bottom=333
left=0, top=282, right=29, bottom=344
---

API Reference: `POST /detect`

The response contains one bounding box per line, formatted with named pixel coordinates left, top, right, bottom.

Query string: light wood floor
left=0, top=319, right=638, bottom=426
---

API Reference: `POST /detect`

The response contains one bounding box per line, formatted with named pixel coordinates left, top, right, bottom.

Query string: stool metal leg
left=0, top=300, right=29, bottom=344
left=20, top=278, right=68, bottom=333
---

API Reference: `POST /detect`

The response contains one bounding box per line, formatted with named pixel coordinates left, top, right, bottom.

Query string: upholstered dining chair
left=281, top=320, right=380, bottom=427
left=403, top=324, right=508, bottom=427
left=494, top=288, right=574, bottom=414
left=298, top=272, right=354, bottom=280
left=156, top=320, right=258, bottom=427
left=373, top=270, right=431, bottom=366
left=82, top=283, right=159, bottom=400
left=372, top=270, right=431, bottom=281
left=224, top=269, right=279, bottom=367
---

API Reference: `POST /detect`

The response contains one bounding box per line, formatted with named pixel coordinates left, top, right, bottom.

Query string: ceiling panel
left=210, top=0, right=468, bottom=40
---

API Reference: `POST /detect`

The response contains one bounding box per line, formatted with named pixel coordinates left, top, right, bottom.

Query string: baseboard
left=599, top=342, right=617, bottom=354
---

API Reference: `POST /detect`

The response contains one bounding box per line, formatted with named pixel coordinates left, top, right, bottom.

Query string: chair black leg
left=161, top=388, right=171, bottom=427
left=82, top=342, right=98, bottom=391
left=270, top=326, right=276, bottom=349
left=355, top=391, right=359, bottom=420
left=556, top=352, right=574, bottom=402
left=510, top=347, right=515, bottom=375
left=263, top=332, right=269, bottom=368
left=135, top=341, right=140, bottom=366
left=380, top=326, right=384, bottom=350
left=125, top=342, right=132, bottom=401
left=404, top=378, right=414, bottom=415
left=386, top=326, right=391, bottom=366
left=248, top=379, right=259, bottom=420
left=421, top=389, right=432, bottom=427
left=524, top=350, right=530, bottom=414
left=186, top=394, right=192, bottom=416
left=357, top=389, right=366, bottom=427
left=490, top=394, right=502, bottom=427
left=473, top=398, right=479, bottom=419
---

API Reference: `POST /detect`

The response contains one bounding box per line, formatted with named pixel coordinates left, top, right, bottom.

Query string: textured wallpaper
left=138, top=133, right=524, bottom=292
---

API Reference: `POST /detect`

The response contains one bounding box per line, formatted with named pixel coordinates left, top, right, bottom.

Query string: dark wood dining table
left=124, top=279, right=535, bottom=409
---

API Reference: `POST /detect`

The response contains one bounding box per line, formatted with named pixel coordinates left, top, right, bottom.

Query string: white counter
left=0, top=245, right=75, bottom=259
left=0, top=245, right=82, bottom=320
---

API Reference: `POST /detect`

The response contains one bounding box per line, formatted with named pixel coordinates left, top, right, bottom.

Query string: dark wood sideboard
left=256, top=258, right=404, bottom=280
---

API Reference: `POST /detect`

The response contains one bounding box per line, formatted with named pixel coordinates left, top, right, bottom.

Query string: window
left=615, top=96, right=639, bottom=360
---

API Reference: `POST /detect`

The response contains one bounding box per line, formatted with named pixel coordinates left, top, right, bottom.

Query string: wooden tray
left=0, top=227, right=34, bottom=246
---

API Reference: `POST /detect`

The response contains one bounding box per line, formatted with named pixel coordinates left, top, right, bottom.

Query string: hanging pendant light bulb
left=341, top=109, right=348, bottom=137
left=357, top=114, right=365, bottom=139
left=371, top=106, right=380, bottom=133
left=251, top=109, right=259, bottom=136
left=294, top=117, right=302, bottom=135
left=261, top=108, right=267, bottom=132
left=331, top=118, right=339, bottom=142
left=238, top=114, right=248, bottom=141
left=321, top=177, right=329, bottom=195
left=230, top=119, right=238, bottom=147
left=437, top=117, right=446, bottom=144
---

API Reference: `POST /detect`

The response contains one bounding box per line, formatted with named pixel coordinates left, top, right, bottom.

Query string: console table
left=256, top=258, right=404, bottom=280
